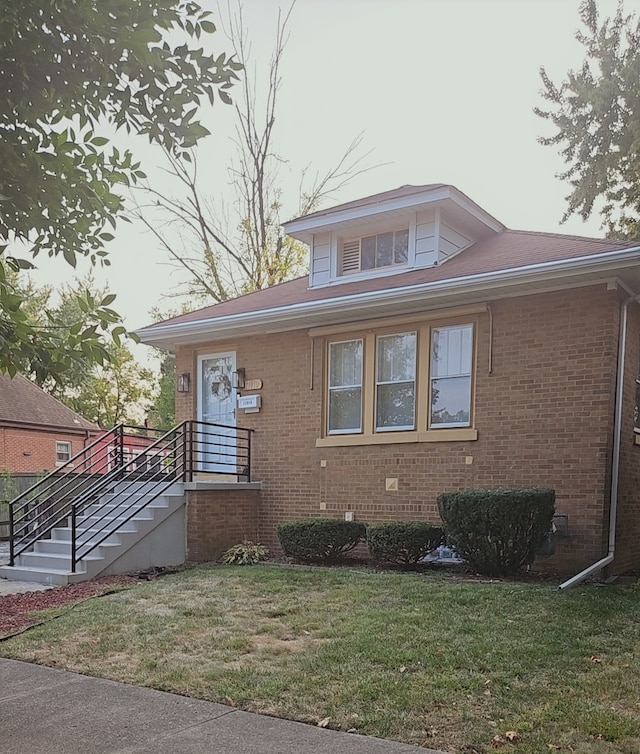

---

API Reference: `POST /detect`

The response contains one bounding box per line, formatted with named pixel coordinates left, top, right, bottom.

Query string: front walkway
left=0, top=658, right=443, bottom=753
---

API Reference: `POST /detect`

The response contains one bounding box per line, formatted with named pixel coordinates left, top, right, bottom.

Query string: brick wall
left=0, top=427, right=96, bottom=474
left=185, top=488, right=260, bottom=562
left=175, top=284, right=632, bottom=576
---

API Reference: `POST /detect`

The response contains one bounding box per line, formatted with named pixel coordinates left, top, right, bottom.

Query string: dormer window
left=340, top=229, right=409, bottom=276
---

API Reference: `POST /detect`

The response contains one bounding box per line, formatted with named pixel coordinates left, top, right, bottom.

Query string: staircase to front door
left=0, top=421, right=254, bottom=585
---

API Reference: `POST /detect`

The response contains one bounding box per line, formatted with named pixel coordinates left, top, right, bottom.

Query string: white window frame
left=339, top=228, right=410, bottom=276
left=55, top=441, right=72, bottom=466
left=322, top=319, right=476, bottom=445
left=327, top=338, right=363, bottom=435
left=375, top=332, right=417, bottom=432
left=429, top=324, right=473, bottom=429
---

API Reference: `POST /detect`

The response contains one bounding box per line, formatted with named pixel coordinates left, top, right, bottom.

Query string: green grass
left=2, top=564, right=640, bottom=753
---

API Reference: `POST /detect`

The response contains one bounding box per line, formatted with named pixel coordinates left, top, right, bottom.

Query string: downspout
left=559, top=289, right=640, bottom=589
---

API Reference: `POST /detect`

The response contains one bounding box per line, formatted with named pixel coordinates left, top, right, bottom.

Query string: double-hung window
left=56, top=441, right=71, bottom=465
left=322, top=319, right=475, bottom=443
left=375, top=332, right=416, bottom=431
left=328, top=339, right=363, bottom=433
left=430, top=325, right=473, bottom=428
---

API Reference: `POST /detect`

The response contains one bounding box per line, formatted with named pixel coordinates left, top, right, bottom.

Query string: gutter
left=138, top=245, right=640, bottom=346
left=559, top=289, right=640, bottom=589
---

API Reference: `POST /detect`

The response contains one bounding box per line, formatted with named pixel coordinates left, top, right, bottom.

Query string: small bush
left=220, top=540, right=269, bottom=565
left=277, top=518, right=366, bottom=562
left=437, top=487, right=555, bottom=577
left=367, top=521, right=445, bottom=566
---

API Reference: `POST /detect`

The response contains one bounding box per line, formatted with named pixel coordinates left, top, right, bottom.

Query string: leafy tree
left=134, top=5, right=371, bottom=302
left=150, top=353, right=176, bottom=430
left=536, top=0, right=640, bottom=237
left=144, top=304, right=194, bottom=430
left=11, top=273, right=159, bottom=426
left=1, top=268, right=125, bottom=386
left=66, top=344, right=156, bottom=428
left=0, top=0, right=240, bottom=378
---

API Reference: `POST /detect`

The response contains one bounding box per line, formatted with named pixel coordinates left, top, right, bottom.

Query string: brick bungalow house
left=0, top=373, right=100, bottom=474
left=138, top=184, right=640, bottom=583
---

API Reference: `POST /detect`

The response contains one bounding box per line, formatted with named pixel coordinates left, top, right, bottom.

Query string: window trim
left=338, top=228, right=410, bottom=277
left=327, top=338, right=364, bottom=435
left=428, top=324, right=474, bottom=430
left=374, top=331, right=417, bottom=432
left=320, top=315, right=478, bottom=446
left=55, top=440, right=72, bottom=466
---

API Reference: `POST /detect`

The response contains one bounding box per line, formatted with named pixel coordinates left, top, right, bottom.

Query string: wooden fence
left=0, top=474, right=44, bottom=541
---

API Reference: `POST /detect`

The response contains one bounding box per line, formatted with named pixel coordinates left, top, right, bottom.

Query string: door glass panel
left=199, top=354, right=236, bottom=472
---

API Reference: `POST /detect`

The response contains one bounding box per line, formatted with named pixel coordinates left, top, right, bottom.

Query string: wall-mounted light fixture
left=232, top=368, right=246, bottom=390
left=177, top=372, right=191, bottom=393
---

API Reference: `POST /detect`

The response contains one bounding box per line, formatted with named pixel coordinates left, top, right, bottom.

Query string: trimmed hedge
left=367, top=521, right=445, bottom=565
left=437, top=487, right=555, bottom=576
left=277, top=518, right=366, bottom=562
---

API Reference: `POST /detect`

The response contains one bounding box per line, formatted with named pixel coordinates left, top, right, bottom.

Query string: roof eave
left=137, top=247, right=640, bottom=349
left=283, top=185, right=505, bottom=243
left=0, top=419, right=100, bottom=434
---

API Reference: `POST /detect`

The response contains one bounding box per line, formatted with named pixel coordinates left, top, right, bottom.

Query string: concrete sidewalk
left=0, top=658, right=444, bottom=753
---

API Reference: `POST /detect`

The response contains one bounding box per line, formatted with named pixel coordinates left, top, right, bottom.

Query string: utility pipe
left=559, top=289, right=640, bottom=589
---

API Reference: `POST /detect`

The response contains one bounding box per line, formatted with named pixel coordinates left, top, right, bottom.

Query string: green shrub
left=220, top=540, right=269, bottom=565
left=437, top=487, right=555, bottom=576
left=366, top=521, right=445, bottom=565
left=277, top=518, right=366, bottom=562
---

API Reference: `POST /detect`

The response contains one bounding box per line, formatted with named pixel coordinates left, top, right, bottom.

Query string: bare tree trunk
left=132, top=3, right=374, bottom=305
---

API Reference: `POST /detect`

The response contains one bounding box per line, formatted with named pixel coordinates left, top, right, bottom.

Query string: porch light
left=177, top=372, right=191, bottom=393
left=232, top=368, right=246, bottom=390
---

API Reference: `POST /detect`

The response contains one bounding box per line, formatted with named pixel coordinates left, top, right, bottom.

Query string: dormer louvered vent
left=341, top=240, right=361, bottom=273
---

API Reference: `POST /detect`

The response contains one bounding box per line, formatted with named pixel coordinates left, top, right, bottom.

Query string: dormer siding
left=286, top=185, right=505, bottom=289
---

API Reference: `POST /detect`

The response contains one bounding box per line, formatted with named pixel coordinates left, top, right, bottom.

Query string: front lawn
left=1, top=565, right=639, bottom=753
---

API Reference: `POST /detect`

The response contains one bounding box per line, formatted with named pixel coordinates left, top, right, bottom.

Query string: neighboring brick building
left=0, top=373, right=100, bottom=474
left=139, top=184, right=640, bottom=581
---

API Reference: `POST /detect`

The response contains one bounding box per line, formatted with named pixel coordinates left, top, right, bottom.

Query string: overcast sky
left=30, top=0, right=640, bottom=363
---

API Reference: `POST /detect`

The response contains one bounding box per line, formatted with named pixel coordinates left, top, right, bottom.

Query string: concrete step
left=84, top=502, right=171, bottom=518
left=78, top=512, right=155, bottom=527
left=0, top=564, right=88, bottom=586
left=17, top=550, right=104, bottom=571
left=35, top=536, right=123, bottom=556
left=52, top=527, right=131, bottom=543
left=113, top=481, right=183, bottom=495
left=2, top=486, right=185, bottom=585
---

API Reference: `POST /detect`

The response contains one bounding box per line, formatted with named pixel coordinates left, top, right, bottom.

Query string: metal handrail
left=8, top=424, right=165, bottom=564
left=7, top=420, right=254, bottom=571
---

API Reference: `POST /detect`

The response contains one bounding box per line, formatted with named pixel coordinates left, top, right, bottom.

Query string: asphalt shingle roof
left=145, top=229, right=637, bottom=330
left=0, top=373, right=98, bottom=431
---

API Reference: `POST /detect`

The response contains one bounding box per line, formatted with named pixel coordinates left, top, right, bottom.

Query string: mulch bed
left=0, top=575, right=137, bottom=638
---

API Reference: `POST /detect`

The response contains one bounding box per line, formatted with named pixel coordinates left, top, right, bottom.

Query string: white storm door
left=198, top=352, right=237, bottom=473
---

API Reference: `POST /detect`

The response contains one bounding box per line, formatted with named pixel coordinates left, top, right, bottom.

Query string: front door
left=198, top=352, right=237, bottom=473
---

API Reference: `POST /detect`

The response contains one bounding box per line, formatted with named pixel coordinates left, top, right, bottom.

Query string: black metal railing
left=8, top=420, right=253, bottom=571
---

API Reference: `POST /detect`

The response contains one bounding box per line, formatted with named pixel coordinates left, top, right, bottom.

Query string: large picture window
left=375, top=332, right=416, bottom=430
left=323, top=319, right=475, bottom=444
left=328, top=339, right=363, bottom=433
left=430, top=325, right=473, bottom=428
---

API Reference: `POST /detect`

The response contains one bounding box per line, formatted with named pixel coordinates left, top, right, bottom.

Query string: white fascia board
left=446, top=187, right=505, bottom=233
left=284, top=186, right=505, bottom=242
left=137, top=246, right=640, bottom=348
